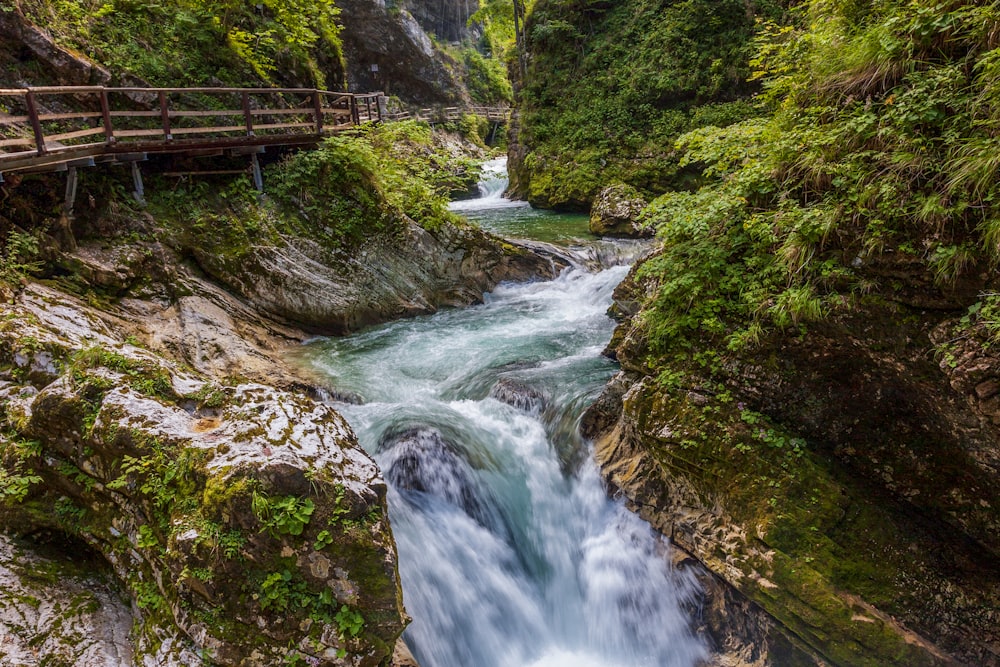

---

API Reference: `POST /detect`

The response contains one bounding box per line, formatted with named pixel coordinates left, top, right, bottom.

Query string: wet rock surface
left=0, top=284, right=406, bottom=666
left=488, top=377, right=548, bottom=415
left=588, top=183, right=651, bottom=239
left=585, top=270, right=1000, bottom=666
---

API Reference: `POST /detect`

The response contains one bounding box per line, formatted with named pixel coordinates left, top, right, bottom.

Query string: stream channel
left=298, top=159, right=708, bottom=667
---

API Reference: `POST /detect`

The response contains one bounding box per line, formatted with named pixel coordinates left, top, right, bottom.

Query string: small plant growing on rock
left=253, top=492, right=316, bottom=537
left=313, top=529, right=334, bottom=550
left=335, top=604, right=364, bottom=639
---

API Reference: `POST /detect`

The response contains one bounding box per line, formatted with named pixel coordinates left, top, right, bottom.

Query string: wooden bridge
left=384, top=105, right=510, bottom=124
left=0, top=86, right=384, bottom=178
left=0, top=86, right=511, bottom=209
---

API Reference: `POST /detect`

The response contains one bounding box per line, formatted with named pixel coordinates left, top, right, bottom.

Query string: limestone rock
left=0, top=285, right=407, bottom=666
left=391, top=637, right=421, bottom=666
left=336, top=0, right=470, bottom=105
left=0, top=533, right=137, bottom=667
left=192, top=219, right=557, bottom=335
left=584, top=371, right=986, bottom=666
left=589, top=183, right=651, bottom=238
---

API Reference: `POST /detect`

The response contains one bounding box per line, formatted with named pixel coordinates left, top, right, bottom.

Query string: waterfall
left=449, top=157, right=523, bottom=211
left=299, top=162, right=706, bottom=667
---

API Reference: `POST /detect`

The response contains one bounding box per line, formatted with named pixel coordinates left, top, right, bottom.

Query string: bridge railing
left=383, top=104, right=510, bottom=124
left=0, top=87, right=383, bottom=173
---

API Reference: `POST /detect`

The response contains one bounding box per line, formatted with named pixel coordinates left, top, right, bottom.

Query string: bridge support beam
left=251, top=153, right=263, bottom=193
left=64, top=167, right=78, bottom=215
left=131, top=161, right=146, bottom=206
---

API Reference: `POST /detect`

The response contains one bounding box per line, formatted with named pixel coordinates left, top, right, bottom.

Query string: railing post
left=241, top=92, right=255, bottom=136
left=312, top=91, right=323, bottom=134
left=350, top=95, right=360, bottom=126
left=99, top=88, right=115, bottom=144
left=365, top=96, right=373, bottom=122
left=24, top=91, right=46, bottom=156
left=158, top=92, right=172, bottom=141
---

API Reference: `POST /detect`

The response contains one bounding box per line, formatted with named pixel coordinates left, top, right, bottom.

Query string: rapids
left=298, top=159, right=707, bottom=667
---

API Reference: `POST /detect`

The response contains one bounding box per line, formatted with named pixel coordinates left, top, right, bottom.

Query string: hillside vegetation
left=14, top=0, right=345, bottom=87
left=511, top=0, right=787, bottom=209
left=641, top=0, right=1000, bottom=357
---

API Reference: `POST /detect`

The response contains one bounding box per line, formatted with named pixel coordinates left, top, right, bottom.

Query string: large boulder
left=191, top=218, right=557, bottom=335
left=0, top=284, right=407, bottom=666
left=588, top=183, right=651, bottom=238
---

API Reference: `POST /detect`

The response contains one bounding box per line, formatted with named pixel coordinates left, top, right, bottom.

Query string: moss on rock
left=0, top=284, right=408, bottom=666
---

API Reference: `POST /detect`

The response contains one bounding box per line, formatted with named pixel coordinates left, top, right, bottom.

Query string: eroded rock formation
left=584, top=267, right=1000, bottom=666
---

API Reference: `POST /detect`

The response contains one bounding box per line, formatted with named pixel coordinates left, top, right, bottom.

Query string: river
left=297, top=158, right=707, bottom=667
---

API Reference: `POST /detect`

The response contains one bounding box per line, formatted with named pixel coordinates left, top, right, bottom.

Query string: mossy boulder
left=588, top=183, right=651, bottom=238
left=0, top=284, right=407, bottom=666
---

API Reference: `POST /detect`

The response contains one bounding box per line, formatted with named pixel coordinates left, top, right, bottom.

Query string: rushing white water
left=300, top=162, right=707, bottom=667
left=449, top=157, right=522, bottom=211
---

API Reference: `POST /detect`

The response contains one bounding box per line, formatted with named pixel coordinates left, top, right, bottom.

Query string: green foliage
left=107, top=431, right=205, bottom=531
left=470, top=0, right=518, bottom=62
left=270, top=123, right=465, bottom=243
left=0, top=231, right=42, bottom=288
left=638, top=0, right=1000, bottom=358
left=21, top=0, right=344, bottom=87
left=136, top=523, right=159, bottom=549
left=0, top=435, right=43, bottom=503
left=328, top=483, right=351, bottom=526
left=133, top=579, right=169, bottom=615
left=269, top=135, right=398, bottom=248
left=252, top=493, right=315, bottom=537
left=517, top=0, right=784, bottom=206
left=69, top=344, right=174, bottom=401
left=313, top=529, right=334, bottom=550
left=462, top=48, right=514, bottom=104
left=256, top=567, right=364, bottom=642
left=334, top=604, right=364, bottom=638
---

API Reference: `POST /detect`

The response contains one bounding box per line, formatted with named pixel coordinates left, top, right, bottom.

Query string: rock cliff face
left=584, top=267, right=1000, bottom=666
left=404, top=0, right=480, bottom=44
left=337, top=0, right=471, bottom=104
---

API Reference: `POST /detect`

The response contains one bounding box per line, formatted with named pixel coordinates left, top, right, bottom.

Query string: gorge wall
left=521, top=0, right=1000, bottom=664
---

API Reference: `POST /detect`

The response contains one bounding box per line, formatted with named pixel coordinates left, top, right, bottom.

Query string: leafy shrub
left=269, top=136, right=397, bottom=248
left=638, top=0, right=1000, bottom=359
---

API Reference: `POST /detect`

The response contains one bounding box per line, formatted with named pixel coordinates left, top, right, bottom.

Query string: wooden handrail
left=0, top=85, right=511, bottom=176
left=0, top=86, right=385, bottom=173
